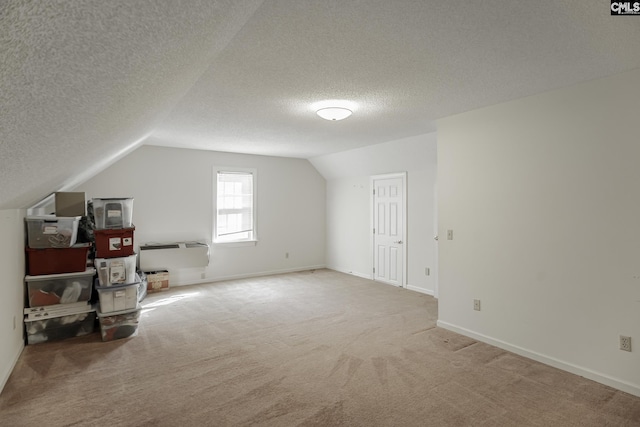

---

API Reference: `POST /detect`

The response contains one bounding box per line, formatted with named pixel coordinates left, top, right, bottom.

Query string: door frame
left=370, top=172, right=407, bottom=287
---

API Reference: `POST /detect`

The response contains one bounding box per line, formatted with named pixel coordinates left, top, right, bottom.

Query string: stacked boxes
left=25, top=216, right=91, bottom=276
left=95, top=254, right=137, bottom=287
left=25, top=309, right=96, bottom=345
left=96, top=307, right=141, bottom=341
left=93, top=228, right=135, bottom=258
left=92, top=198, right=134, bottom=230
left=92, top=198, right=142, bottom=341
left=24, top=214, right=95, bottom=344
left=26, top=216, right=80, bottom=248
left=26, top=269, right=94, bottom=307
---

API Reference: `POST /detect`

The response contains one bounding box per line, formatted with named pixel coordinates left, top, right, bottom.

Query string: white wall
left=437, top=69, right=640, bottom=396
left=324, top=176, right=371, bottom=278
left=0, top=209, right=26, bottom=394
left=74, top=145, right=326, bottom=284
left=310, top=133, right=438, bottom=294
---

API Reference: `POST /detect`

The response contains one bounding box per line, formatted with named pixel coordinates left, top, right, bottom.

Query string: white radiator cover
left=139, top=242, right=210, bottom=271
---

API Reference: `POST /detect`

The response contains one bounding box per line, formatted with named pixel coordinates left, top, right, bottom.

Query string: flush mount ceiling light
left=316, top=106, right=353, bottom=121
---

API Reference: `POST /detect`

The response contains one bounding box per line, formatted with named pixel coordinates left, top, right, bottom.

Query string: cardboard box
left=145, top=270, right=169, bottom=292
left=55, top=192, right=86, bottom=216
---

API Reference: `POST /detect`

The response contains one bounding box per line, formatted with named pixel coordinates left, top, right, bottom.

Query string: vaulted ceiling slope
left=1, top=1, right=639, bottom=210
left=0, top=0, right=264, bottom=210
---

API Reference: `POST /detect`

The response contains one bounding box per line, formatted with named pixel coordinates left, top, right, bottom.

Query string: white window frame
left=213, top=167, right=257, bottom=246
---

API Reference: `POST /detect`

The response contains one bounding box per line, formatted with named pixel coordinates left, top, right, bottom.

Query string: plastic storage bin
left=95, top=253, right=137, bottom=286
left=24, top=302, right=92, bottom=321
left=92, top=198, right=134, bottom=229
left=25, top=310, right=96, bottom=345
left=94, top=227, right=135, bottom=258
left=137, top=272, right=147, bottom=303
left=26, top=268, right=95, bottom=307
left=97, top=306, right=141, bottom=341
left=26, top=216, right=80, bottom=248
left=26, top=244, right=90, bottom=276
left=96, top=280, right=140, bottom=314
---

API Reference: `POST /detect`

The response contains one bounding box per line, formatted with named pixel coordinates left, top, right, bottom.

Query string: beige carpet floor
left=1, top=269, right=639, bottom=426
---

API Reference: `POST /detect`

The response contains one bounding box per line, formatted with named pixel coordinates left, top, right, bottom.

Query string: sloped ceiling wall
left=0, top=0, right=263, bottom=209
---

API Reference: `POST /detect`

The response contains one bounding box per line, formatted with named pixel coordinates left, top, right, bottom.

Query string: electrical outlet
left=620, top=335, right=632, bottom=352
left=474, top=299, right=481, bottom=311
left=425, top=267, right=430, bottom=276
left=447, top=230, right=454, bottom=240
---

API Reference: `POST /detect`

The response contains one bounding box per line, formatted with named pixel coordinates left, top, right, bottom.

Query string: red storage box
left=26, top=244, right=90, bottom=276
left=94, top=227, right=135, bottom=258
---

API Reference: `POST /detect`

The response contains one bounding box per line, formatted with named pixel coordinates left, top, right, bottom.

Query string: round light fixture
left=316, top=107, right=353, bottom=121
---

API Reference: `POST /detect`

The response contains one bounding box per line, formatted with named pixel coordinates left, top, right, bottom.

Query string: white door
left=372, top=173, right=405, bottom=287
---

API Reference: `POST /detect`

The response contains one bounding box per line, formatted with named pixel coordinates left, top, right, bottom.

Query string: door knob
left=394, top=240, right=403, bottom=244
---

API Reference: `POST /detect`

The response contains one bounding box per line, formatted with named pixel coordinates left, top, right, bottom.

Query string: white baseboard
left=349, top=271, right=373, bottom=280
left=437, top=320, right=640, bottom=398
left=172, top=264, right=327, bottom=286
left=0, top=342, right=24, bottom=396
left=406, top=284, right=434, bottom=296
left=326, top=270, right=434, bottom=294
left=325, top=266, right=373, bottom=280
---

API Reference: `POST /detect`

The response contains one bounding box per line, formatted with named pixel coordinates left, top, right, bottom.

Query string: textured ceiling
left=1, top=1, right=640, bottom=209
left=0, top=0, right=264, bottom=209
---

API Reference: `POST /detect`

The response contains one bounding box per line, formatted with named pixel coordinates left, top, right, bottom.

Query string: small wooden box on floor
left=145, top=270, right=169, bottom=292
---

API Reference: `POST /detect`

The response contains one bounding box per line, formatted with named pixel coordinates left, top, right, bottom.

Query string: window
left=214, top=168, right=256, bottom=244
